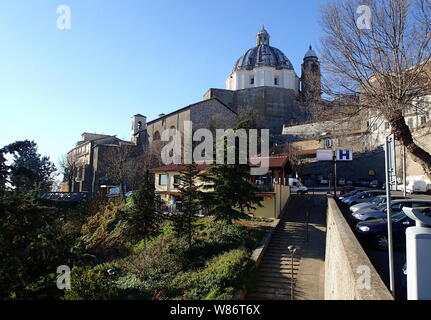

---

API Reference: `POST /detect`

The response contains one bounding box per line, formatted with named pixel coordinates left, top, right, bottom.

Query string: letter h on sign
left=337, top=149, right=353, bottom=161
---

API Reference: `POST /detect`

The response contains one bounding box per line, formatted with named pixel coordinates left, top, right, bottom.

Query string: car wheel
left=374, top=233, right=388, bottom=251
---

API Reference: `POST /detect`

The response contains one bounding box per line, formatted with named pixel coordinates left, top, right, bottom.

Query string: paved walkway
left=247, top=193, right=327, bottom=300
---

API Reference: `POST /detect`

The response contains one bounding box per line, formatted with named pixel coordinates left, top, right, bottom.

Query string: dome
left=304, top=45, right=317, bottom=59
left=232, top=28, right=294, bottom=73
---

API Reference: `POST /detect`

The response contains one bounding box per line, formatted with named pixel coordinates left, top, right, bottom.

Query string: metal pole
left=333, top=155, right=337, bottom=198
left=403, top=146, right=407, bottom=197
left=384, top=139, right=396, bottom=297
left=291, top=251, right=294, bottom=300
left=288, top=245, right=296, bottom=300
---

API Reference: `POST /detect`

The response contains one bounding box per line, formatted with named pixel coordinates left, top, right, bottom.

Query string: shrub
left=174, top=248, right=255, bottom=300
left=81, top=198, right=130, bottom=260
left=188, top=222, right=264, bottom=265
left=63, top=264, right=120, bottom=300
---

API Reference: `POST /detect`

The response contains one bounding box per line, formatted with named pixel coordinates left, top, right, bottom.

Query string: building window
left=274, top=77, right=279, bottom=85
left=385, top=122, right=390, bottom=130
left=173, top=175, right=181, bottom=188
left=250, top=77, right=254, bottom=85
left=421, top=116, right=427, bottom=125
left=153, top=131, right=161, bottom=141
left=372, top=124, right=378, bottom=131
left=408, top=118, right=414, bottom=128
left=158, top=174, right=168, bottom=186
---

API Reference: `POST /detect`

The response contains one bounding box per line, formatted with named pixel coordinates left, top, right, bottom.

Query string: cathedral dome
left=232, top=27, right=294, bottom=73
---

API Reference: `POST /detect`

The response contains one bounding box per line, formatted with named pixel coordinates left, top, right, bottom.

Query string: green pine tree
left=126, top=168, right=162, bottom=245
left=200, top=119, right=263, bottom=224
left=172, top=164, right=203, bottom=248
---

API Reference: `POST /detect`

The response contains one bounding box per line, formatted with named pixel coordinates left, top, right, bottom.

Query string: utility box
left=406, top=226, right=431, bottom=300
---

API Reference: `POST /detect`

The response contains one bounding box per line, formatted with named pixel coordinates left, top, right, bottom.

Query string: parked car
left=125, top=191, right=135, bottom=198
left=354, top=211, right=416, bottom=250
left=355, top=179, right=371, bottom=187
left=349, top=195, right=410, bottom=213
left=320, top=178, right=329, bottom=185
left=106, top=186, right=121, bottom=198
left=406, top=180, right=428, bottom=194
left=338, top=178, right=346, bottom=186
left=342, top=190, right=386, bottom=206
left=338, top=189, right=361, bottom=200
left=340, top=186, right=355, bottom=196
left=370, top=179, right=381, bottom=188
left=351, top=199, right=431, bottom=223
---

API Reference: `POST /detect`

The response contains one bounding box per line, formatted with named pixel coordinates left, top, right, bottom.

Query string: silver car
left=343, top=190, right=386, bottom=206
left=351, top=199, right=431, bottom=222
left=350, top=195, right=410, bottom=213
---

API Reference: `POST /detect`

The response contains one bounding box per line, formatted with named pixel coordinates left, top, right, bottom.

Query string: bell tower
left=131, top=114, right=147, bottom=144
left=301, top=45, right=321, bottom=100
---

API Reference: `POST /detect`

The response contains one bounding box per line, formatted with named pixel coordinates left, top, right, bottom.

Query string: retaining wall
left=325, top=197, right=394, bottom=300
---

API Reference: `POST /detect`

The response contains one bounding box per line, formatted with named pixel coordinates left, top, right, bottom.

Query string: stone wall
left=146, top=98, right=237, bottom=144
left=325, top=197, right=393, bottom=300
left=204, top=86, right=309, bottom=133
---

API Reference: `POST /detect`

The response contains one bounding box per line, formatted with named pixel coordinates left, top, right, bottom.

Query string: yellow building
left=151, top=160, right=291, bottom=219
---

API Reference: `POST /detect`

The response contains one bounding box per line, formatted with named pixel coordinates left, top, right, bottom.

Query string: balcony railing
left=254, top=183, right=275, bottom=193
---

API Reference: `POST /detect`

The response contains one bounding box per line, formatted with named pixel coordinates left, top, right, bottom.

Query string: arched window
left=153, top=131, right=161, bottom=141
left=137, top=121, right=142, bottom=130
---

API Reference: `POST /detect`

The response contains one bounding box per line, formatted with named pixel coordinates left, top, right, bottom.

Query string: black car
left=354, top=211, right=416, bottom=250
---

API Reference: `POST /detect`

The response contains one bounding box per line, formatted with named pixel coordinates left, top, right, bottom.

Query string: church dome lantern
left=226, top=27, right=299, bottom=91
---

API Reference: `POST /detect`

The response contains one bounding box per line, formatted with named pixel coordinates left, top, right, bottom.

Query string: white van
left=289, top=178, right=308, bottom=194
left=406, top=180, right=427, bottom=194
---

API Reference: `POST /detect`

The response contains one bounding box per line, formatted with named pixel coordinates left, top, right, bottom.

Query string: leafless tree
left=283, top=143, right=306, bottom=179
left=58, top=153, right=78, bottom=192
left=103, top=144, right=142, bottom=197
left=320, top=0, right=431, bottom=178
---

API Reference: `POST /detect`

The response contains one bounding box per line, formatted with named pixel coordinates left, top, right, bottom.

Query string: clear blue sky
left=0, top=0, right=325, bottom=167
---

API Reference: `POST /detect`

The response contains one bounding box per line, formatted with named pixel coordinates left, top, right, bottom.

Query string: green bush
left=188, top=222, right=264, bottom=265
left=63, top=264, right=120, bottom=300
left=173, top=248, right=255, bottom=300
left=81, top=199, right=130, bottom=260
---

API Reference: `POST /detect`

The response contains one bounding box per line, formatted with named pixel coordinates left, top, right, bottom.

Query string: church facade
left=65, top=27, right=321, bottom=194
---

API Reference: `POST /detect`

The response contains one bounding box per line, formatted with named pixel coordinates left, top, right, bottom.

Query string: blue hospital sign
left=336, top=149, right=353, bottom=161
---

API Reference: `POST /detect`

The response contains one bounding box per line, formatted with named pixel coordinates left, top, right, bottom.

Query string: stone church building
left=65, top=27, right=321, bottom=194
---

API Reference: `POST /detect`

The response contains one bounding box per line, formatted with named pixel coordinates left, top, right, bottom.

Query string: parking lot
left=336, top=188, right=431, bottom=300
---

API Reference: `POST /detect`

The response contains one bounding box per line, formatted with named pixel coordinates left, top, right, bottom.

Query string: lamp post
left=288, top=245, right=297, bottom=300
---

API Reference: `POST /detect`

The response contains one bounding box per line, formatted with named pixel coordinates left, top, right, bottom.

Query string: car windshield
left=392, top=212, right=406, bottom=222
left=370, top=196, right=383, bottom=204
left=376, top=203, right=388, bottom=210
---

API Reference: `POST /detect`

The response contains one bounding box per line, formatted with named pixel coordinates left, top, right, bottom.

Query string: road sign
left=316, top=149, right=334, bottom=161
left=384, top=134, right=396, bottom=297
left=386, top=135, right=397, bottom=187
left=336, top=149, right=353, bottom=161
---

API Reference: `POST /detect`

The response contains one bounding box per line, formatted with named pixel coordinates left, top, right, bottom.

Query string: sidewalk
left=294, top=194, right=327, bottom=300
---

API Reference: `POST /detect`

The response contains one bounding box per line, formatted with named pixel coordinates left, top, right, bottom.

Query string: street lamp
left=288, top=245, right=297, bottom=300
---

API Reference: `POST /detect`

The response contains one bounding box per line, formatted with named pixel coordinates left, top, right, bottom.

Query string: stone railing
left=325, top=197, right=393, bottom=300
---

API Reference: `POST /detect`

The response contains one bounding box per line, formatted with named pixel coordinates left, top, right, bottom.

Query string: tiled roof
left=150, top=163, right=211, bottom=172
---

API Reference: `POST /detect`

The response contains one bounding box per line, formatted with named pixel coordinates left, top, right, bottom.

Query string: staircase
left=247, top=196, right=308, bottom=300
